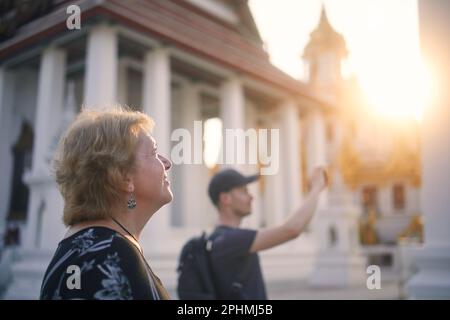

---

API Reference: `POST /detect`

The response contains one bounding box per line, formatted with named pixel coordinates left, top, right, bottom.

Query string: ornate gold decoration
left=359, top=206, right=378, bottom=245
left=384, top=137, right=421, bottom=187
left=398, top=214, right=424, bottom=243
left=338, top=130, right=421, bottom=189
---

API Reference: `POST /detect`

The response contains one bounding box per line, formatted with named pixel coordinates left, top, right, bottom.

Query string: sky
left=248, top=0, right=430, bottom=121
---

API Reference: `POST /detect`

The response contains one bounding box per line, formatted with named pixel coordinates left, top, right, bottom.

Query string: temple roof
left=0, top=0, right=331, bottom=106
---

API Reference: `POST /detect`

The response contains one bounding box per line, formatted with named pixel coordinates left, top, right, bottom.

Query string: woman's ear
left=122, top=172, right=135, bottom=193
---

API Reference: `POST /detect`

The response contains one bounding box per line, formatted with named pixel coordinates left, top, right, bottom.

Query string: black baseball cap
left=208, top=168, right=260, bottom=206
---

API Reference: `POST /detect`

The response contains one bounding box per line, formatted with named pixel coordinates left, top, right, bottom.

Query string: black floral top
left=40, top=227, right=170, bottom=300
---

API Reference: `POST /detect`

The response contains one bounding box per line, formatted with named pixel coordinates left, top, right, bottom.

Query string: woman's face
left=131, top=131, right=173, bottom=211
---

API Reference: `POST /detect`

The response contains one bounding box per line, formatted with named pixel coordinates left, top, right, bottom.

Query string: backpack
left=176, top=232, right=218, bottom=300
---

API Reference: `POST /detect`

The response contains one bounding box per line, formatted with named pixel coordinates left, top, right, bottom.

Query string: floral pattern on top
left=94, top=252, right=132, bottom=300
left=40, top=227, right=162, bottom=300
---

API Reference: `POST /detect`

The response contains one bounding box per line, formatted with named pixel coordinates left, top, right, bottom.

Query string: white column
left=32, top=47, right=67, bottom=174
left=24, top=47, right=67, bottom=250
left=117, top=59, right=128, bottom=105
left=220, top=78, right=245, bottom=130
left=265, top=165, right=285, bottom=226
left=142, top=48, right=171, bottom=157
left=84, top=25, right=118, bottom=106
left=243, top=101, right=261, bottom=229
left=280, top=101, right=302, bottom=214
left=306, top=110, right=327, bottom=173
left=306, top=110, right=328, bottom=208
left=179, top=83, right=203, bottom=227
left=407, top=0, right=450, bottom=299
left=259, top=114, right=285, bottom=226
left=141, top=48, right=172, bottom=253
left=220, top=77, right=245, bottom=169
left=407, top=103, right=450, bottom=297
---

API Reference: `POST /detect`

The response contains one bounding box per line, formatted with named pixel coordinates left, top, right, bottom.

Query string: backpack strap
left=203, top=232, right=221, bottom=299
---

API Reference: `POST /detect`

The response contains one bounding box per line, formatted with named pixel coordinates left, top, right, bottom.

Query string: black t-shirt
left=209, top=225, right=267, bottom=300
left=40, top=227, right=169, bottom=300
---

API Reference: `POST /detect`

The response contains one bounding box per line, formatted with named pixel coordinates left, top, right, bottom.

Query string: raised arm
left=249, top=167, right=328, bottom=253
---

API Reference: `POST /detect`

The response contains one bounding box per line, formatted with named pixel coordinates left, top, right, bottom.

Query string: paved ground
left=166, top=280, right=405, bottom=300
left=265, top=280, right=404, bottom=300
left=1, top=282, right=403, bottom=300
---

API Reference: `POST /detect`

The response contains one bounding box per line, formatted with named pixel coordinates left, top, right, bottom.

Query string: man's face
left=228, top=185, right=253, bottom=217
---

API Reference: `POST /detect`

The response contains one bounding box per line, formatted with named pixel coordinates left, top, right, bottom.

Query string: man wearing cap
left=207, top=166, right=328, bottom=300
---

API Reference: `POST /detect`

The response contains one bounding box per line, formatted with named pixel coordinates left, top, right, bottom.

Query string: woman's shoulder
left=60, top=226, right=141, bottom=258
left=60, top=226, right=117, bottom=251
left=41, top=226, right=150, bottom=300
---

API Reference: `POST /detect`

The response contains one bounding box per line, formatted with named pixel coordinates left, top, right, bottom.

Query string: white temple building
left=0, top=0, right=446, bottom=299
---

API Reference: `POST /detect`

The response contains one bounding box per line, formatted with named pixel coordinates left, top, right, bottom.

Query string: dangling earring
left=127, top=192, right=137, bottom=209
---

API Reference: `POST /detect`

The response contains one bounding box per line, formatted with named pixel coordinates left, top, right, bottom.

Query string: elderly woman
left=40, top=106, right=172, bottom=300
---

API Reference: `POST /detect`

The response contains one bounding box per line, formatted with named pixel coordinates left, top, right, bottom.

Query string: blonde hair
left=54, top=106, right=154, bottom=226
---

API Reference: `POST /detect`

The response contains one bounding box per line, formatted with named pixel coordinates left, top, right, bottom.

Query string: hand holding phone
left=309, top=166, right=328, bottom=193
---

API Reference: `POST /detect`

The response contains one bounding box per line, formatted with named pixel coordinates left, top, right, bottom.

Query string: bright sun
left=248, top=0, right=432, bottom=123
left=357, top=56, right=432, bottom=122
